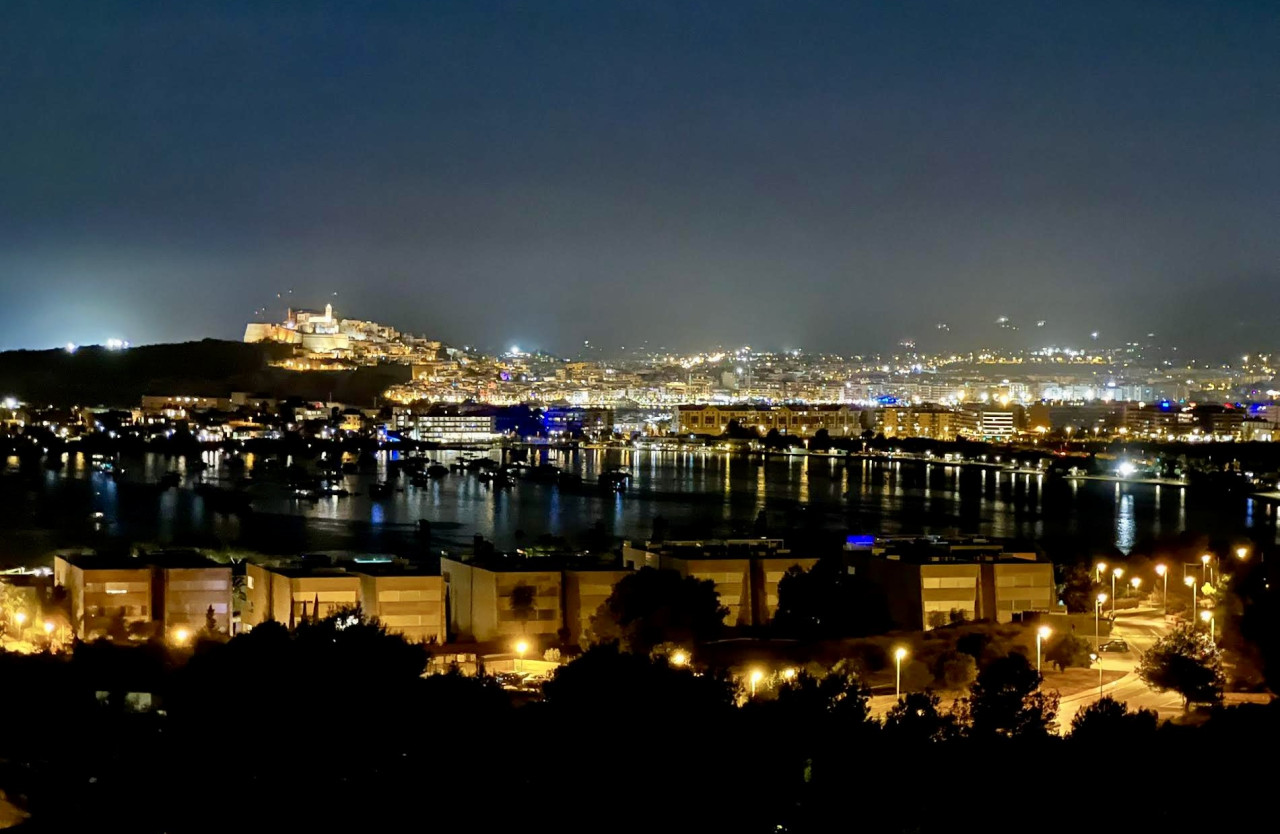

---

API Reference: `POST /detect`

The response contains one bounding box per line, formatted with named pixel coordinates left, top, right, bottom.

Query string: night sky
left=2, top=1, right=1277, bottom=357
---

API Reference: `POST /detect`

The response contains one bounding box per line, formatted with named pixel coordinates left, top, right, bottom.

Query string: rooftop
left=57, top=550, right=228, bottom=571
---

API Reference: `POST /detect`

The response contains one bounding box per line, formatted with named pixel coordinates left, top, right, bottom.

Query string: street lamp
left=1201, top=553, right=1211, bottom=584
left=1185, top=575, right=1196, bottom=617
left=1095, top=562, right=1107, bottom=583
left=1200, top=610, right=1215, bottom=642
left=1036, top=626, right=1051, bottom=674
left=172, top=627, right=190, bottom=646
left=42, top=620, right=54, bottom=635
left=781, top=667, right=798, bottom=682
left=894, top=647, right=908, bottom=701
left=1130, top=576, right=1142, bottom=598
left=1095, top=593, right=1107, bottom=650
left=13, top=611, right=27, bottom=630
left=750, top=668, right=764, bottom=697
left=1236, top=546, right=1249, bottom=561
left=669, top=649, right=689, bottom=668
left=515, top=639, right=529, bottom=673
left=1155, top=564, right=1168, bottom=615
left=1111, top=567, right=1124, bottom=617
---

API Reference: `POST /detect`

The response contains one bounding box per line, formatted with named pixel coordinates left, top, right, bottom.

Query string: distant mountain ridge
left=0, top=339, right=409, bottom=408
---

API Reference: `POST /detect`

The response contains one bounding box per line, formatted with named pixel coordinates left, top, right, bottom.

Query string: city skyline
left=3, top=2, right=1279, bottom=355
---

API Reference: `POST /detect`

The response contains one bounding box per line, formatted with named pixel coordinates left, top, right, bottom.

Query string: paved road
left=1057, top=610, right=1187, bottom=730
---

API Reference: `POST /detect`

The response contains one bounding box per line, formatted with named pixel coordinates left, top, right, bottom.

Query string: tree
left=509, top=583, right=537, bottom=635
left=1045, top=632, right=1094, bottom=670
left=808, top=428, right=832, bottom=452
left=1138, top=624, right=1225, bottom=707
left=883, top=692, right=961, bottom=743
left=933, top=651, right=977, bottom=690
left=543, top=643, right=736, bottom=717
left=774, top=669, right=872, bottom=726
left=773, top=559, right=890, bottom=639
left=1060, top=564, right=1097, bottom=613
left=1068, top=696, right=1157, bottom=745
left=588, top=568, right=727, bottom=653
left=204, top=605, right=219, bottom=635
left=967, top=653, right=1059, bottom=738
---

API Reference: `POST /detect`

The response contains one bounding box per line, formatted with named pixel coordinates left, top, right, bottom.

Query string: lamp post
left=1036, top=626, right=1051, bottom=674
left=13, top=611, right=27, bottom=636
left=894, top=647, right=908, bottom=701
left=1095, top=562, right=1107, bottom=583
left=1111, top=567, right=1124, bottom=617
left=1185, top=575, right=1196, bottom=618
left=1201, top=553, right=1211, bottom=584
left=1200, top=610, right=1215, bottom=641
left=515, top=639, right=529, bottom=673
left=1236, top=546, right=1249, bottom=561
left=750, top=668, right=764, bottom=698
left=1155, top=564, right=1168, bottom=615
left=1095, top=593, right=1107, bottom=650
left=1130, top=576, right=1142, bottom=599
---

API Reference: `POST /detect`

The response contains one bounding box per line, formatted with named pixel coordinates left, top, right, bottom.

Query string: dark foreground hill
left=0, top=339, right=410, bottom=407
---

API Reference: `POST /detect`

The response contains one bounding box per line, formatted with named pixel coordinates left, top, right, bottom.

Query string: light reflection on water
left=0, top=448, right=1276, bottom=562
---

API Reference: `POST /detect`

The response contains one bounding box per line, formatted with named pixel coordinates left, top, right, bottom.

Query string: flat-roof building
left=53, top=551, right=232, bottom=640
left=621, top=539, right=818, bottom=627
left=844, top=536, right=1060, bottom=629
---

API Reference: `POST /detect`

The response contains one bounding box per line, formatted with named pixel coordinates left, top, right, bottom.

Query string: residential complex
left=844, top=536, right=1060, bottom=630
left=53, top=551, right=232, bottom=640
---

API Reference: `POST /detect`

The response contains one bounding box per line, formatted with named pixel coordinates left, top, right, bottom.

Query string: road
left=1056, top=609, right=1187, bottom=729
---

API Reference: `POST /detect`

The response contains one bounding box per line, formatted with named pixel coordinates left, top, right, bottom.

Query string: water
left=2, top=449, right=1275, bottom=565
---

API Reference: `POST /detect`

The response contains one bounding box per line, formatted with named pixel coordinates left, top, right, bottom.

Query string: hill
left=0, top=340, right=410, bottom=407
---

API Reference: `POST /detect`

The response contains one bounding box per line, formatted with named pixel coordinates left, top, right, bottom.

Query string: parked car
left=1099, top=639, right=1129, bottom=652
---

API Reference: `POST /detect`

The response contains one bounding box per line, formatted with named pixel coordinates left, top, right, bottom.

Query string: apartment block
left=621, top=539, right=818, bottom=627
left=53, top=552, right=232, bottom=640
left=845, top=536, right=1060, bottom=629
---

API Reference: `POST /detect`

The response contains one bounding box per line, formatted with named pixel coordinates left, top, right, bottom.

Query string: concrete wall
left=357, top=573, right=445, bottom=644
left=563, top=569, right=630, bottom=646
left=161, top=566, right=232, bottom=635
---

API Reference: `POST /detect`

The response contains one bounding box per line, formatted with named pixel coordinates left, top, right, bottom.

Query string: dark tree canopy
left=1068, top=696, right=1158, bottom=745
left=587, top=567, right=728, bottom=653
left=773, top=558, right=890, bottom=639
left=967, top=653, right=1059, bottom=738
left=1138, top=624, right=1225, bottom=706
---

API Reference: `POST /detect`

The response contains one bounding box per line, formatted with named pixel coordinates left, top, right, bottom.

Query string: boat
left=427, top=464, right=449, bottom=479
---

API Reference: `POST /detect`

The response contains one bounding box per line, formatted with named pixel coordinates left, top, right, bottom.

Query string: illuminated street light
left=1201, top=553, right=1211, bottom=584
left=1185, top=575, right=1197, bottom=616
left=669, top=649, right=690, bottom=668
left=13, top=611, right=27, bottom=628
left=1130, top=576, right=1142, bottom=598
left=1111, top=567, right=1124, bottom=617
left=1155, top=564, right=1168, bottom=616
left=1200, top=610, right=1215, bottom=642
left=42, top=620, right=54, bottom=635
left=781, top=667, right=798, bottom=682
left=750, top=668, right=764, bottom=697
left=1095, top=562, right=1107, bottom=583
left=1236, top=546, right=1249, bottom=560
left=1036, top=626, right=1051, bottom=674
left=515, top=639, right=529, bottom=673
left=894, top=647, right=908, bottom=700
left=173, top=627, right=190, bottom=646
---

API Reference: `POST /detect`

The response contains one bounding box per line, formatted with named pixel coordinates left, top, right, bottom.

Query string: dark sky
left=2, top=1, right=1278, bottom=357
